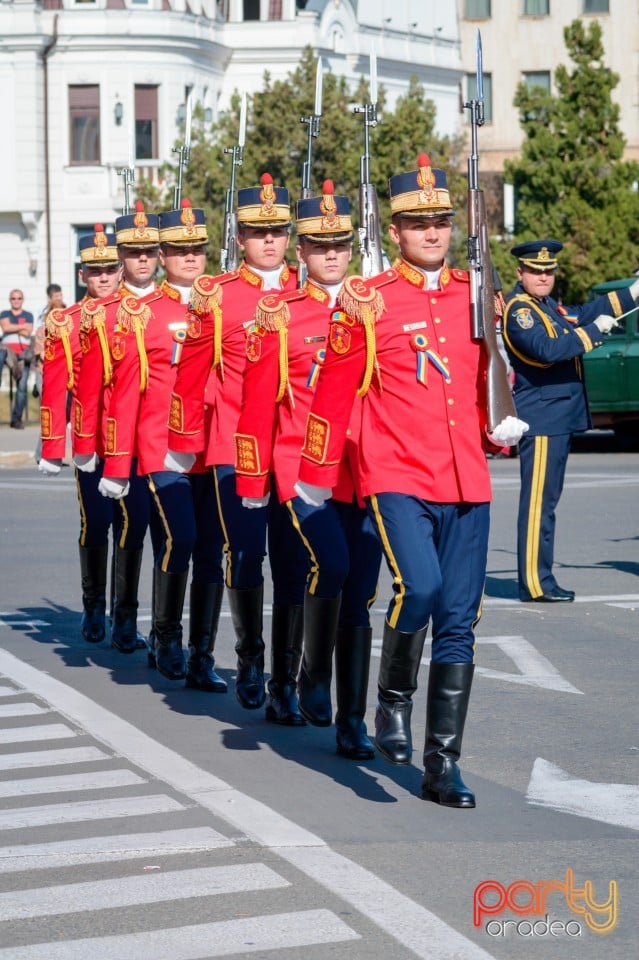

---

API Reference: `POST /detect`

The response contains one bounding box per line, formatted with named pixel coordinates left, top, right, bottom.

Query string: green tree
left=137, top=47, right=465, bottom=273
left=496, top=19, right=639, bottom=302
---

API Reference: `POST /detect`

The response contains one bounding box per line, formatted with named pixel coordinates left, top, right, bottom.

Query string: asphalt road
left=0, top=446, right=637, bottom=959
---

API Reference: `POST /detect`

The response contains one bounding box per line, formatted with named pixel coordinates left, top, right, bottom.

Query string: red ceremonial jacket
left=101, top=282, right=202, bottom=478
left=234, top=281, right=363, bottom=504
left=168, top=261, right=297, bottom=467
left=72, top=291, right=124, bottom=458
left=298, top=261, right=493, bottom=504
left=40, top=301, right=84, bottom=461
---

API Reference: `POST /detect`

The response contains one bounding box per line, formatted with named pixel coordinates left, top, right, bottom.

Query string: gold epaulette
left=159, top=280, right=182, bottom=302
left=190, top=273, right=237, bottom=315
left=116, top=295, right=152, bottom=333
left=254, top=289, right=307, bottom=333
left=80, top=298, right=106, bottom=332
left=45, top=307, right=73, bottom=340
left=338, top=275, right=387, bottom=325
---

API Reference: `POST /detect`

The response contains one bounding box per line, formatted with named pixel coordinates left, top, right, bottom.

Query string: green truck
left=582, top=277, right=639, bottom=448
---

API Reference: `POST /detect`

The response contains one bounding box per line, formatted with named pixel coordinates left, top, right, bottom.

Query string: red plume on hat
left=133, top=200, right=148, bottom=229
left=417, top=154, right=436, bottom=192
left=92, top=223, right=107, bottom=253
left=260, top=173, right=275, bottom=204
left=181, top=198, right=192, bottom=208
left=321, top=180, right=337, bottom=217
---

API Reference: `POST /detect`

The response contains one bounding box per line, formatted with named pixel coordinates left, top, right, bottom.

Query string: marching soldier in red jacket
left=234, top=182, right=383, bottom=758
left=71, top=209, right=158, bottom=653
left=98, top=201, right=225, bottom=690
left=39, top=227, right=133, bottom=646
left=167, top=176, right=307, bottom=722
left=298, top=156, right=527, bottom=804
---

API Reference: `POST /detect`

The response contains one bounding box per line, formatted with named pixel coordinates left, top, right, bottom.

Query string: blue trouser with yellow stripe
left=517, top=433, right=571, bottom=600
left=147, top=469, right=221, bottom=581
left=367, top=494, right=489, bottom=663
left=287, top=497, right=381, bottom=625
left=213, top=466, right=307, bottom=601
left=77, top=457, right=149, bottom=550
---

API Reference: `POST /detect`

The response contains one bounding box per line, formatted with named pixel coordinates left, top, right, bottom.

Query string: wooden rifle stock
left=469, top=189, right=516, bottom=431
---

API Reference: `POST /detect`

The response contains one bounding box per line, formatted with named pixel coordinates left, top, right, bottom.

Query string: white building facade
left=0, top=0, right=462, bottom=305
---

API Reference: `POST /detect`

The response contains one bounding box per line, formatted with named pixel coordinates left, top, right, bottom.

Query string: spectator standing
left=0, top=289, right=34, bottom=428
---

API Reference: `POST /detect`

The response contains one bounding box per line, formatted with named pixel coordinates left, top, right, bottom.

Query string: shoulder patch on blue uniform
left=514, top=308, right=534, bottom=330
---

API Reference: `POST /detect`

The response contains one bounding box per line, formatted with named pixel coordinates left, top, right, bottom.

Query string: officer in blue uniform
left=503, top=239, right=638, bottom=602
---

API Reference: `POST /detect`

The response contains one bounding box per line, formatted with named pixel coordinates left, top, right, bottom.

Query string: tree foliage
left=137, top=47, right=466, bottom=274
left=494, top=19, right=639, bottom=302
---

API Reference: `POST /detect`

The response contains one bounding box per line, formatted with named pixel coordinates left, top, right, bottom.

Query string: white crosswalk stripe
left=0, top=723, right=76, bottom=744
left=0, top=768, right=145, bottom=798
left=0, top=794, right=185, bottom=830
left=0, top=827, right=233, bottom=872
left=0, top=864, right=290, bottom=921
left=0, top=703, right=47, bottom=717
left=0, top=746, right=108, bottom=770
left=0, top=910, right=360, bottom=959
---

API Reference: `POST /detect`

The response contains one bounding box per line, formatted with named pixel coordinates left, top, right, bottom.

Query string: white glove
left=38, top=457, right=62, bottom=476
left=593, top=315, right=619, bottom=334
left=73, top=452, right=98, bottom=473
left=487, top=416, right=529, bottom=448
left=163, top=449, right=196, bottom=474
left=629, top=277, right=639, bottom=302
left=294, top=480, right=332, bottom=506
left=98, top=477, right=130, bottom=500
left=242, top=494, right=270, bottom=509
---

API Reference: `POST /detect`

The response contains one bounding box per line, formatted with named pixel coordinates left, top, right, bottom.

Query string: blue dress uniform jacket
left=502, top=281, right=634, bottom=436
left=503, top=280, right=635, bottom=600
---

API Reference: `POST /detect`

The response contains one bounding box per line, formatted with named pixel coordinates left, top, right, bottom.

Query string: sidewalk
left=0, top=422, right=41, bottom=469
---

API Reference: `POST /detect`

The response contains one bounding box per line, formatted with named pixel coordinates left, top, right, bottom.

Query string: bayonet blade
left=370, top=46, right=377, bottom=105
left=314, top=56, right=323, bottom=116
left=476, top=30, right=484, bottom=104
left=238, top=91, right=247, bottom=148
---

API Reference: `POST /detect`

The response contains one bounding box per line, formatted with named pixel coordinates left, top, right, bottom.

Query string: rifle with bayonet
left=220, top=92, right=246, bottom=273
left=173, top=87, right=193, bottom=209
left=354, top=47, right=384, bottom=279
left=116, top=136, right=136, bottom=215
left=464, top=30, right=516, bottom=430
left=297, top=56, right=323, bottom=287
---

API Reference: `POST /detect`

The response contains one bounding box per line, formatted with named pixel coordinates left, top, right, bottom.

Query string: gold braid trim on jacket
left=338, top=275, right=386, bottom=396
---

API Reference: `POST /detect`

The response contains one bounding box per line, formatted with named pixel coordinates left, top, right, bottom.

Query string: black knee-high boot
left=79, top=545, right=108, bottom=643
left=185, top=582, right=227, bottom=692
left=227, top=585, right=265, bottom=709
left=421, top=662, right=476, bottom=808
left=335, top=625, right=374, bottom=760
left=265, top=605, right=305, bottom=725
left=111, top=548, right=144, bottom=654
left=374, top=622, right=427, bottom=765
left=149, top=568, right=188, bottom=680
left=297, top=592, right=341, bottom=726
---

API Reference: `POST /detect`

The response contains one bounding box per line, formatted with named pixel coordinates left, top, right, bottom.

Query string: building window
left=465, top=0, right=490, bottom=17
left=522, top=71, right=551, bottom=93
left=69, top=85, right=100, bottom=164
left=135, top=85, right=159, bottom=160
left=583, top=0, right=608, bottom=11
left=243, top=0, right=260, bottom=19
left=269, top=0, right=282, bottom=17
left=466, top=72, right=493, bottom=123
left=523, top=0, right=549, bottom=14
